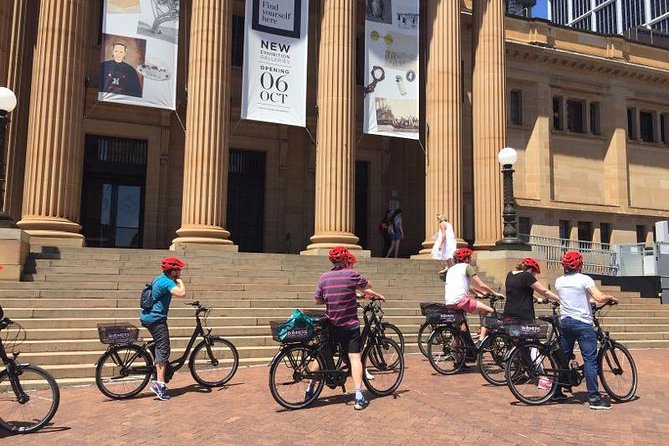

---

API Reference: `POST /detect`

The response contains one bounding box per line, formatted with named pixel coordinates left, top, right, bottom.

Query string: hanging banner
left=98, top=0, right=179, bottom=110
left=241, top=0, right=309, bottom=127
left=363, top=0, right=420, bottom=140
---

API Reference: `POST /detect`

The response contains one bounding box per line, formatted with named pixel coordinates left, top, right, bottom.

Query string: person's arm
left=170, top=278, right=186, bottom=298
left=587, top=286, right=618, bottom=304
left=470, top=274, right=500, bottom=297
left=314, top=280, right=325, bottom=304
left=531, top=281, right=560, bottom=302
left=357, top=284, right=386, bottom=301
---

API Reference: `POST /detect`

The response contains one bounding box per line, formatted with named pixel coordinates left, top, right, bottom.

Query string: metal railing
left=519, top=234, right=618, bottom=276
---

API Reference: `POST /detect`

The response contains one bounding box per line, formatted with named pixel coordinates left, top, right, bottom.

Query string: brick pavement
left=4, top=349, right=668, bottom=445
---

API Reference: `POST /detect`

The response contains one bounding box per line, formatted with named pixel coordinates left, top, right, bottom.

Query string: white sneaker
left=365, top=369, right=375, bottom=380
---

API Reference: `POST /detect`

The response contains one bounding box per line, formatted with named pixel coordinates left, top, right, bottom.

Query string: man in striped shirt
left=314, top=246, right=384, bottom=410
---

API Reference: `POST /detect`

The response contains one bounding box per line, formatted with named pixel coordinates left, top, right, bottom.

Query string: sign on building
left=363, top=0, right=420, bottom=140
left=241, top=0, right=310, bottom=127
left=98, top=0, right=180, bottom=110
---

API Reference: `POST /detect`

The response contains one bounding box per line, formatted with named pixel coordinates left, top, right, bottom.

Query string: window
left=231, top=15, right=245, bottom=67
left=553, top=96, right=563, bottom=130
left=356, top=35, right=364, bottom=86
left=636, top=225, right=647, bottom=244
left=640, top=111, right=655, bottom=142
left=600, top=223, right=611, bottom=249
left=518, top=217, right=531, bottom=239
left=627, top=107, right=637, bottom=140
left=510, top=90, right=523, bottom=125
left=578, top=221, right=593, bottom=250
left=567, top=100, right=585, bottom=133
left=589, top=102, right=601, bottom=135
left=661, top=113, right=668, bottom=145
left=559, top=220, right=571, bottom=248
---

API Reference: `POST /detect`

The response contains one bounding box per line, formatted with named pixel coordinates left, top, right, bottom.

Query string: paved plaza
left=5, top=349, right=668, bottom=445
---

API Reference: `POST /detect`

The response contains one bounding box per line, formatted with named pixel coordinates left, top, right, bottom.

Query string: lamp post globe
left=495, top=146, right=527, bottom=248
left=0, top=87, right=17, bottom=228
left=497, top=147, right=518, bottom=166
left=0, top=87, right=17, bottom=113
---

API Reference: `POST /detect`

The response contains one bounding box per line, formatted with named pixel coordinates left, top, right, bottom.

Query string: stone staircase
left=0, top=247, right=666, bottom=386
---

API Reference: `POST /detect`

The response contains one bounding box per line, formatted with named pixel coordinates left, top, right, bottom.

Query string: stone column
left=171, top=0, right=236, bottom=251
left=418, top=0, right=463, bottom=256
left=303, top=0, right=361, bottom=254
left=0, top=1, right=11, bottom=85
left=16, top=0, right=89, bottom=246
left=472, top=0, right=506, bottom=248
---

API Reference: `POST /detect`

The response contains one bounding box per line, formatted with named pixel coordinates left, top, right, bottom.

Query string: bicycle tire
left=477, top=333, right=512, bottom=386
left=95, top=344, right=152, bottom=400
left=381, top=322, right=405, bottom=353
left=0, top=364, right=60, bottom=434
left=417, top=322, right=433, bottom=357
left=598, top=341, right=638, bottom=402
left=189, top=337, right=239, bottom=387
left=269, top=345, right=325, bottom=410
left=426, top=326, right=465, bottom=375
left=505, top=343, right=558, bottom=405
left=362, top=337, right=404, bottom=396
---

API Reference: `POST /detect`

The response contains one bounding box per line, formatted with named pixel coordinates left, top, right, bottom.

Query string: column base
left=170, top=240, right=239, bottom=252
left=301, top=248, right=371, bottom=258
left=0, top=228, right=31, bottom=281
left=171, top=225, right=237, bottom=252
left=304, top=232, right=362, bottom=253
left=16, top=217, right=84, bottom=248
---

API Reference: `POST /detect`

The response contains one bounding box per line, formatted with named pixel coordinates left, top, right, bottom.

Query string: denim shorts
left=143, top=319, right=170, bottom=365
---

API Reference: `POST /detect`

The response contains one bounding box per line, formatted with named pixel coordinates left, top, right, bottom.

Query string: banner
left=363, top=0, right=420, bottom=140
left=98, top=0, right=179, bottom=110
left=241, top=0, right=309, bottom=127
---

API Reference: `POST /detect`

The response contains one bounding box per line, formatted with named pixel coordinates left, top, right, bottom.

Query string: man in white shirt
left=555, top=251, right=618, bottom=410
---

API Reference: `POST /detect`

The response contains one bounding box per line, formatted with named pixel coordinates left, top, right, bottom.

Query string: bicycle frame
left=0, top=322, right=30, bottom=404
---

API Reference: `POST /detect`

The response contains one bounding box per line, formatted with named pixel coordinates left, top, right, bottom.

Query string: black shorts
left=329, top=325, right=362, bottom=355
left=143, top=319, right=170, bottom=365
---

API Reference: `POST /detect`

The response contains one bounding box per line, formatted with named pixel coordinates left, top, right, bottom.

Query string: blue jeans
left=559, top=317, right=600, bottom=401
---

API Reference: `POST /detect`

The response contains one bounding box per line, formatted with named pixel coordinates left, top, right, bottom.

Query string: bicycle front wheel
left=0, top=364, right=60, bottom=434
left=426, top=326, right=465, bottom=375
left=599, top=341, right=638, bottom=402
left=95, top=344, right=152, bottom=400
left=189, top=337, right=239, bottom=387
left=362, top=337, right=404, bottom=396
left=505, top=343, right=558, bottom=405
left=269, top=345, right=325, bottom=410
left=381, top=323, right=405, bottom=353
left=477, top=333, right=512, bottom=386
left=417, top=322, right=433, bottom=357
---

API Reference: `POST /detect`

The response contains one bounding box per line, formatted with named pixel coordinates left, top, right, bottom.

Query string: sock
left=355, top=386, right=363, bottom=400
left=156, top=380, right=165, bottom=387
left=306, top=382, right=313, bottom=393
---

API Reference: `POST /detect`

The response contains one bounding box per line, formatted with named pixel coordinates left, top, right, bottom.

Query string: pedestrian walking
left=385, top=209, right=404, bottom=258
left=430, top=213, right=457, bottom=274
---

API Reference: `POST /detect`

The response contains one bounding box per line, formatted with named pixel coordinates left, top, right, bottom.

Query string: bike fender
left=268, top=349, right=284, bottom=367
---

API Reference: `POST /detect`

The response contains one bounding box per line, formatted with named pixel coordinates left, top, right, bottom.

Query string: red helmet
left=521, top=257, right=541, bottom=274
left=561, top=251, right=583, bottom=271
left=328, top=246, right=357, bottom=267
left=453, top=247, right=473, bottom=262
left=161, top=257, right=186, bottom=272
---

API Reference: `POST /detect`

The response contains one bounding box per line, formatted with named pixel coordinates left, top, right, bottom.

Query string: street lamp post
left=0, top=87, right=18, bottom=228
left=495, top=147, right=527, bottom=248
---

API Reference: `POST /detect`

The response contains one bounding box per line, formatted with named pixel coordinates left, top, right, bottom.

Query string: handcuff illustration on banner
left=364, top=66, right=417, bottom=97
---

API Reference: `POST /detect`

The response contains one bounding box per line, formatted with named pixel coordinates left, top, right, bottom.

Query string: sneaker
left=589, top=398, right=612, bottom=410
left=537, top=377, right=553, bottom=390
left=551, top=391, right=568, bottom=402
left=354, top=397, right=369, bottom=410
left=365, top=369, right=375, bottom=380
left=150, top=382, right=170, bottom=401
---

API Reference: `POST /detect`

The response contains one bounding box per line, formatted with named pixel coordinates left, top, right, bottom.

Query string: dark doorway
left=355, top=161, right=369, bottom=249
left=80, top=135, right=147, bottom=248
left=227, top=149, right=266, bottom=252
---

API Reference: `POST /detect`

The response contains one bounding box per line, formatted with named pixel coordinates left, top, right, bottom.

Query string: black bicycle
left=505, top=301, right=638, bottom=405
left=95, top=301, right=239, bottom=399
left=268, top=298, right=405, bottom=410
left=0, top=313, right=60, bottom=434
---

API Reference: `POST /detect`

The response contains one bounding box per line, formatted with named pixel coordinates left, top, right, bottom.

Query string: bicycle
left=424, top=294, right=510, bottom=379
left=268, top=297, right=405, bottom=410
left=504, top=300, right=638, bottom=405
left=0, top=313, right=60, bottom=434
left=95, top=301, right=239, bottom=399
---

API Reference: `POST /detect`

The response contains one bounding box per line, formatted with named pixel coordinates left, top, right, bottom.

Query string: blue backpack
left=139, top=282, right=154, bottom=311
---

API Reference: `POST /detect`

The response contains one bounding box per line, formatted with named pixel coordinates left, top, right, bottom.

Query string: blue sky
left=533, top=0, right=548, bottom=18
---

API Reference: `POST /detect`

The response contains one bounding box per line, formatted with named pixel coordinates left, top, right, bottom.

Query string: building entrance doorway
left=80, top=135, right=147, bottom=248
left=227, top=149, right=266, bottom=252
left=355, top=161, right=369, bottom=249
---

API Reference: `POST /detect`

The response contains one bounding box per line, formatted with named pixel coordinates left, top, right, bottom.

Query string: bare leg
left=349, top=352, right=363, bottom=390
left=394, top=239, right=401, bottom=258
left=156, top=362, right=166, bottom=382
left=475, top=301, right=494, bottom=339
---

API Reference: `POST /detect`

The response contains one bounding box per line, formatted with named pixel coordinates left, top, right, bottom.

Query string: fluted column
left=16, top=0, right=89, bottom=245
left=171, top=0, right=235, bottom=250
left=0, top=1, right=11, bottom=85
left=472, top=0, right=506, bottom=247
left=303, top=0, right=360, bottom=253
left=418, top=0, right=463, bottom=255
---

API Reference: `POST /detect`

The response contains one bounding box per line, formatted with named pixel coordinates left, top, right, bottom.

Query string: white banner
left=363, top=0, right=420, bottom=140
left=241, top=0, right=309, bottom=127
left=98, top=0, right=179, bottom=110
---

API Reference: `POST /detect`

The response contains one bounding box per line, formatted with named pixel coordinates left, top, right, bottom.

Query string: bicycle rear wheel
left=0, top=364, right=60, bottom=434
left=381, top=323, right=405, bottom=353
left=417, top=322, right=433, bottom=357
left=362, top=338, right=404, bottom=396
left=190, top=337, right=239, bottom=387
left=598, top=341, right=638, bottom=402
left=505, top=343, right=558, bottom=405
left=426, top=326, right=465, bottom=375
left=95, top=344, right=152, bottom=400
left=477, top=333, right=512, bottom=386
left=269, top=345, right=325, bottom=410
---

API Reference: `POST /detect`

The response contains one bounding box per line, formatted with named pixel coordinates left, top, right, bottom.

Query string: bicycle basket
left=420, top=302, right=464, bottom=325
left=269, top=320, right=314, bottom=343
left=505, top=319, right=549, bottom=340
left=420, top=301, right=448, bottom=316
left=482, top=315, right=504, bottom=330
left=1, top=320, right=27, bottom=353
left=97, top=323, right=139, bottom=344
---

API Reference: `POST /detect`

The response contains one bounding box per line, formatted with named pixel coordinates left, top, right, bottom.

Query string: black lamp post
left=495, top=147, right=528, bottom=248
left=0, top=87, right=18, bottom=228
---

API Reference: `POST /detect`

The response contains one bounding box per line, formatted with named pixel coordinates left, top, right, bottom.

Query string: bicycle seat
left=538, top=315, right=557, bottom=323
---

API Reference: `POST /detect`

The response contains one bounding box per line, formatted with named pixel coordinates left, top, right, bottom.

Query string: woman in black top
left=503, top=257, right=560, bottom=320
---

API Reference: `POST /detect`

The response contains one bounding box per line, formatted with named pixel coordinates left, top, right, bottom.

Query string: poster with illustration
left=98, top=0, right=179, bottom=110
left=363, top=0, right=420, bottom=140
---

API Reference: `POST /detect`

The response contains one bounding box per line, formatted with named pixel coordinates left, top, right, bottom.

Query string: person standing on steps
left=431, top=213, right=457, bottom=274
left=385, top=208, right=404, bottom=258
left=140, top=257, right=187, bottom=401
left=378, top=210, right=393, bottom=257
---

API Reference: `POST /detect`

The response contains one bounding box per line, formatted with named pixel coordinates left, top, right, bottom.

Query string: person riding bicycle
left=504, top=258, right=560, bottom=320
left=313, top=246, right=384, bottom=410
left=139, top=257, right=187, bottom=401
left=555, top=251, right=618, bottom=410
left=444, top=247, right=501, bottom=341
